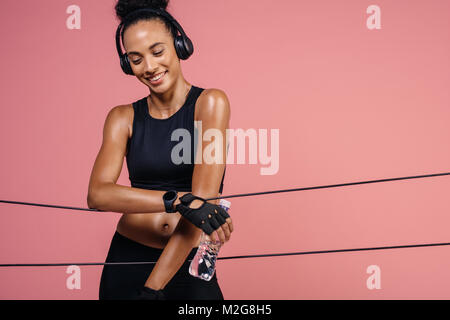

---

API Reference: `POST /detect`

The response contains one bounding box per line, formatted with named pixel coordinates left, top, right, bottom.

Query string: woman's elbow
left=87, top=193, right=97, bottom=209
left=87, top=186, right=103, bottom=209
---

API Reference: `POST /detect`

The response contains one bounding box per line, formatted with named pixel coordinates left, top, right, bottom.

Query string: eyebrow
left=126, top=42, right=165, bottom=56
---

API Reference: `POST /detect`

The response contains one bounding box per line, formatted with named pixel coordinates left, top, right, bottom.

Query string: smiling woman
left=87, top=0, right=233, bottom=300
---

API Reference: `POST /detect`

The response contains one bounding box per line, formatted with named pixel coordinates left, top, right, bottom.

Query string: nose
left=142, top=56, right=159, bottom=75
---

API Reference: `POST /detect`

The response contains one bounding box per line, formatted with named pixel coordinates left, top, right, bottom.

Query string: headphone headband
left=115, top=7, right=194, bottom=75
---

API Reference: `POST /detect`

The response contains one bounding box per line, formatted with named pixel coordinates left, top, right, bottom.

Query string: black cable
left=0, top=200, right=99, bottom=212
left=1, top=172, right=448, bottom=211
left=1, top=241, right=449, bottom=267
left=0, top=171, right=448, bottom=268
left=205, top=171, right=450, bottom=201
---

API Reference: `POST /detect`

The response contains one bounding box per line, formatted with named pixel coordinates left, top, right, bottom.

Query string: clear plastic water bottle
left=189, top=199, right=231, bottom=281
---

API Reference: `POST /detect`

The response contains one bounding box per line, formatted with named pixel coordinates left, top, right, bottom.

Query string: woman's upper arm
left=191, top=88, right=230, bottom=202
left=87, top=105, right=131, bottom=205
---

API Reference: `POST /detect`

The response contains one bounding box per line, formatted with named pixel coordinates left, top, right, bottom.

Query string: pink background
left=0, top=0, right=449, bottom=299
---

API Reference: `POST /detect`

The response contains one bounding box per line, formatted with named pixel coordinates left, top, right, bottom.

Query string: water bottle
left=189, top=199, right=231, bottom=281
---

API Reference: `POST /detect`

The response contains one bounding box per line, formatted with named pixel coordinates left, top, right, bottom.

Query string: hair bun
left=115, top=0, right=170, bottom=22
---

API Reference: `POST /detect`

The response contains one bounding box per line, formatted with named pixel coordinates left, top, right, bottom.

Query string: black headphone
left=115, top=8, right=194, bottom=75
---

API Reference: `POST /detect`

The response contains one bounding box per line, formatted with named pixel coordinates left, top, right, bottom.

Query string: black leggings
left=99, top=231, right=224, bottom=300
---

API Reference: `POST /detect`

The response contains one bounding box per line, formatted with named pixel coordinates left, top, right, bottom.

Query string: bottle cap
left=219, top=199, right=231, bottom=210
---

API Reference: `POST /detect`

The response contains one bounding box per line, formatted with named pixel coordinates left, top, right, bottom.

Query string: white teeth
left=150, top=72, right=165, bottom=81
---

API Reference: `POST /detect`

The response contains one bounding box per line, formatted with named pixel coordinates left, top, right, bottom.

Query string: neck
left=148, top=77, right=192, bottom=113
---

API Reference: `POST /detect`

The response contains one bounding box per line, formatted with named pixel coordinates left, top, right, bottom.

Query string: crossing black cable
left=205, top=171, right=450, bottom=201
left=1, top=241, right=449, bottom=267
left=1, top=172, right=448, bottom=211
left=0, top=200, right=98, bottom=212
left=0, top=171, right=448, bottom=268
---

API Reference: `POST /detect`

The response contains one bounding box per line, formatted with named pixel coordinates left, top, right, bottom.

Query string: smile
left=147, top=71, right=167, bottom=84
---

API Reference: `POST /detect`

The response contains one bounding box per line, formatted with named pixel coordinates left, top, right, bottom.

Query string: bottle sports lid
left=218, top=199, right=231, bottom=209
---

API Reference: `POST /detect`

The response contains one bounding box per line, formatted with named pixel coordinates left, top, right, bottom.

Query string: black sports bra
left=126, top=85, right=225, bottom=193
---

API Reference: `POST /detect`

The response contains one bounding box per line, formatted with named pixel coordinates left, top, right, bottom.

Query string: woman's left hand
left=175, top=193, right=234, bottom=244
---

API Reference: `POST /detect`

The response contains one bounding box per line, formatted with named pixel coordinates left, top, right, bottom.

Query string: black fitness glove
left=134, top=286, right=166, bottom=300
left=175, top=193, right=230, bottom=235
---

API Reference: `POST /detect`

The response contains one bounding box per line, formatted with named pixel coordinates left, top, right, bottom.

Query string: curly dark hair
left=115, top=0, right=177, bottom=44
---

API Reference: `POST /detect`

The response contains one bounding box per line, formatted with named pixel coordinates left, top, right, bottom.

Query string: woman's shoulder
left=107, top=103, right=134, bottom=139
left=198, top=87, right=229, bottom=101
left=195, top=87, right=231, bottom=121
left=197, top=87, right=230, bottom=110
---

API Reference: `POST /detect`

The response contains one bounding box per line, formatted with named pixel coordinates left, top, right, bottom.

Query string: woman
left=87, top=0, right=233, bottom=300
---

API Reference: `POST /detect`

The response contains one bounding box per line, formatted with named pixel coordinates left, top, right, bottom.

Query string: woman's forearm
left=144, top=195, right=220, bottom=290
left=87, top=182, right=167, bottom=214
left=144, top=214, right=202, bottom=290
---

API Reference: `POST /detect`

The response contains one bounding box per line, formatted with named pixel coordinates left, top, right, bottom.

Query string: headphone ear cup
left=120, top=54, right=134, bottom=75
left=174, top=35, right=194, bottom=60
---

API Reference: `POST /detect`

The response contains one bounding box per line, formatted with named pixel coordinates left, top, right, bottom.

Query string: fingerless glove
left=135, top=286, right=166, bottom=300
left=175, top=193, right=230, bottom=235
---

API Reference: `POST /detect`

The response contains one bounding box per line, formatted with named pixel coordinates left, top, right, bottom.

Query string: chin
left=149, top=83, right=170, bottom=94
left=147, top=76, right=172, bottom=92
